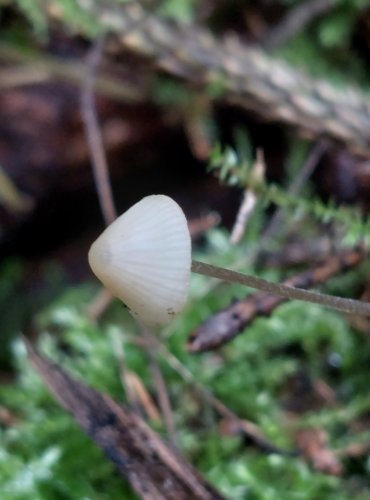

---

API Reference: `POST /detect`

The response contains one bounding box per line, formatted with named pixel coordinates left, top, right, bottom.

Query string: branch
left=25, top=338, right=225, bottom=500
left=45, top=1, right=370, bottom=156
left=263, top=0, right=334, bottom=50
left=80, top=37, right=117, bottom=225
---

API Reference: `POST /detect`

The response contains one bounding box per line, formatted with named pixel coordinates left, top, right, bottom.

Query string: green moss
left=1, top=239, right=369, bottom=498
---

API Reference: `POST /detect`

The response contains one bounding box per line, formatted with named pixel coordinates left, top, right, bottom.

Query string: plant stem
left=191, top=260, right=370, bottom=316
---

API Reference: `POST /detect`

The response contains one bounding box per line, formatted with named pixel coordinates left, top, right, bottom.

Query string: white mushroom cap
left=88, top=195, right=191, bottom=327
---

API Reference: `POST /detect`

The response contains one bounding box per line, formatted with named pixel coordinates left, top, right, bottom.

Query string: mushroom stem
left=191, top=260, right=370, bottom=316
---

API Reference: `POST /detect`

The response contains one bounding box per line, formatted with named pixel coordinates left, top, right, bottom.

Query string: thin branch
left=0, top=44, right=141, bottom=100
left=25, top=338, right=225, bottom=500
left=112, top=331, right=160, bottom=421
left=149, top=336, right=293, bottom=455
left=263, top=0, right=335, bottom=50
left=140, top=325, right=178, bottom=447
left=230, top=149, right=265, bottom=245
left=80, top=37, right=117, bottom=225
left=261, top=140, right=326, bottom=242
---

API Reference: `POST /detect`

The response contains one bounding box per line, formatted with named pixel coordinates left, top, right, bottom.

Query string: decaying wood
left=25, top=339, right=225, bottom=500
left=188, top=246, right=367, bottom=352
left=45, top=1, right=370, bottom=157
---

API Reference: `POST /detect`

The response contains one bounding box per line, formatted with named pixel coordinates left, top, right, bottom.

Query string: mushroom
left=88, top=195, right=191, bottom=327
left=89, top=195, right=370, bottom=326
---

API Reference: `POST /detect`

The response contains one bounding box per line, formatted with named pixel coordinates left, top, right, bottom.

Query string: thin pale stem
left=191, top=260, right=370, bottom=316
left=140, top=325, right=177, bottom=448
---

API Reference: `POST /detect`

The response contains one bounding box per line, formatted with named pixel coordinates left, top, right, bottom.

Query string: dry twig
left=25, top=339, right=225, bottom=500
left=80, top=37, right=117, bottom=225
left=263, top=0, right=334, bottom=50
left=230, top=149, right=265, bottom=245
left=261, top=140, right=326, bottom=242
left=141, top=335, right=293, bottom=455
left=111, top=332, right=161, bottom=422
left=140, top=326, right=178, bottom=447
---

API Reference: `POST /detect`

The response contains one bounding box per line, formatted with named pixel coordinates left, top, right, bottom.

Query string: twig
left=112, top=331, right=143, bottom=414
left=183, top=96, right=213, bottom=161
left=261, top=140, right=326, bottom=242
left=263, top=0, right=334, bottom=50
left=80, top=37, right=117, bottom=225
left=112, top=331, right=160, bottom=421
left=187, top=212, right=221, bottom=240
left=0, top=65, right=49, bottom=87
left=143, top=335, right=293, bottom=455
left=25, top=338, right=225, bottom=500
left=230, top=149, right=265, bottom=245
left=87, top=288, right=113, bottom=322
left=0, top=43, right=141, bottom=100
left=140, top=326, right=178, bottom=447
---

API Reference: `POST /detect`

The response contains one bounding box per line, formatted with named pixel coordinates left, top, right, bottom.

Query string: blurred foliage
left=208, top=141, right=370, bottom=246
left=158, top=0, right=198, bottom=22
left=278, top=0, right=370, bottom=85
left=0, top=260, right=66, bottom=369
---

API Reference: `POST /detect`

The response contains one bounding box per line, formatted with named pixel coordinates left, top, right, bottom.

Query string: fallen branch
left=44, top=1, right=370, bottom=156
left=25, top=338, right=225, bottom=500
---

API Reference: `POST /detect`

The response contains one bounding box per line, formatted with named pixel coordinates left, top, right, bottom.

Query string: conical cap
left=88, top=195, right=191, bottom=327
